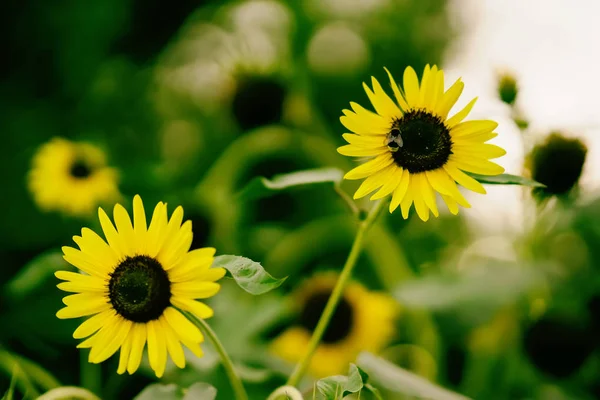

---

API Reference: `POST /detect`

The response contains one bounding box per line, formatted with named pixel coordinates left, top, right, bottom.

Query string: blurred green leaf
left=467, top=173, right=544, bottom=187
left=212, top=255, right=286, bottom=295
left=1, top=370, right=16, bottom=400
left=183, top=383, right=217, bottom=400
left=358, top=352, right=470, bottom=400
left=315, top=364, right=376, bottom=400
left=238, top=168, right=343, bottom=201
left=37, top=387, right=100, bottom=400
left=393, top=263, right=542, bottom=312
left=3, top=250, right=67, bottom=304
left=134, top=383, right=217, bottom=400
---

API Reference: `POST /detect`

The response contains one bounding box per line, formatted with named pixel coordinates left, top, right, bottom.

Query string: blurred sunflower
left=28, top=138, right=120, bottom=217
left=338, top=65, right=506, bottom=221
left=55, top=195, right=225, bottom=377
left=527, top=132, right=587, bottom=201
left=157, top=9, right=292, bottom=130
left=270, top=273, right=397, bottom=378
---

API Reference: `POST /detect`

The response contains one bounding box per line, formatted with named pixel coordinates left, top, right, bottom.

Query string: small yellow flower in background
left=55, top=195, right=226, bottom=378
left=270, top=273, right=398, bottom=378
left=28, top=138, right=120, bottom=217
left=338, top=65, right=506, bottom=221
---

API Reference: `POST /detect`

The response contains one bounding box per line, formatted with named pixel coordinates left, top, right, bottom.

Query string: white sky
left=443, top=0, right=600, bottom=231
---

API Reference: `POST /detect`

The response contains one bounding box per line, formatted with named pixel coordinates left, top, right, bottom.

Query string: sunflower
left=270, top=273, right=397, bottom=378
left=55, top=195, right=226, bottom=378
left=338, top=65, right=506, bottom=221
left=28, top=138, right=120, bottom=217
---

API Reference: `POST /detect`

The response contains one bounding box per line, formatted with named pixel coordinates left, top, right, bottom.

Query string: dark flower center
left=388, top=109, right=452, bottom=173
left=70, top=160, right=92, bottom=179
left=523, top=316, right=595, bottom=379
left=231, top=76, right=286, bottom=130
left=531, top=133, right=587, bottom=197
left=299, top=291, right=354, bottom=344
left=108, top=255, right=171, bottom=323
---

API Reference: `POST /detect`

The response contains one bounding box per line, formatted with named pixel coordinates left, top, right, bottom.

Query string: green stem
left=185, top=313, right=249, bottom=400
left=287, top=200, right=385, bottom=386
left=333, top=184, right=360, bottom=216
left=80, top=352, right=101, bottom=396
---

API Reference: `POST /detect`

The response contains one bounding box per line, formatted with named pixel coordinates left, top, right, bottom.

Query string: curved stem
left=184, top=313, right=249, bottom=400
left=286, top=200, right=385, bottom=386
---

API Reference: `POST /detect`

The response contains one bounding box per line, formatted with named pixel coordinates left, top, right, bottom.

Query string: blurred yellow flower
left=28, top=138, right=120, bottom=217
left=338, top=65, right=506, bottom=221
left=55, top=195, right=226, bottom=378
left=271, top=273, right=397, bottom=378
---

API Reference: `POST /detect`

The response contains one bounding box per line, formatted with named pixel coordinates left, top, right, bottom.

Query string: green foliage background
left=2, top=0, right=599, bottom=399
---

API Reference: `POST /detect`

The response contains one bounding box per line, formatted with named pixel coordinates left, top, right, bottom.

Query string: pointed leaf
left=212, top=255, right=286, bottom=295
left=315, top=364, right=374, bottom=400
left=238, top=168, right=343, bottom=201
left=467, top=172, right=544, bottom=187
left=358, top=352, right=471, bottom=400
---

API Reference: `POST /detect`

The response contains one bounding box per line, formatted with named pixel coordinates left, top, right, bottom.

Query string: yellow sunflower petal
left=168, top=248, right=215, bottom=282
left=389, top=170, right=410, bottom=213
left=57, top=296, right=110, bottom=319
left=337, top=145, right=388, bottom=157
left=158, top=219, right=193, bottom=268
left=371, top=166, right=403, bottom=200
left=446, top=97, right=478, bottom=128
left=172, top=281, right=221, bottom=299
left=342, top=133, right=387, bottom=147
left=435, top=79, right=464, bottom=118
left=429, top=68, right=444, bottom=110
left=344, top=154, right=394, bottom=180
left=98, top=207, right=127, bottom=258
left=452, top=143, right=507, bottom=159
left=113, top=203, right=136, bottom=256
left=403, top=66, right=420, bottom=107
left=384, top=67, right=409, bottom=111
left=127, top=323, right=147, bottom=375
left=340, top=109, right=389, bottom=136
left=132, top=195, right=147, bottom=254
left=400, top=183, right=414, bottom=219
left=171, top=297, right=215, bottom=320
left=424, top=169, right=470, bottom=207
left=450, top=120, right=498, bottom=138
left=417, top=64, right=433, bottom=108
left=90, top=318, right=132, bottom=364
left=443, top=163, right=486, bottom=194
left=364, top=77, right=401, bottom=119
left=442, top=194, right=459, bottom=215
left=449, top=155, right=505, bottom=176
left=353, top=167, right=394, bottom=199
left=163, top=307, right=204, bottom=343
left=146, top=202, right=168, bottom=258
left=62, top=246, right=108, bottom=278
left=74, top=228, right=118, bottom=273
left=72, top=310, right=117, bottom=339
left=117, top=331, right=133, bottom=375
left=147, top=319, right=167, bottom=378
left=418, top=173, right=439, bottom=217
left=161, top=316, right=186, bottom=369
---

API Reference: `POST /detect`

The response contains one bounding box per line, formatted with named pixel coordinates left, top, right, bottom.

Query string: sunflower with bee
left=338, top=65, right=506, bottom=221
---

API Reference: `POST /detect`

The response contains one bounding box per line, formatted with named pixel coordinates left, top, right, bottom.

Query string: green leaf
left=467, top=172, right=544, bottom=187
left=135, top=384, right=180, bottom=400
left=3, top=250, right=68, bottom=304
left=315, top=364, right=374, bottom=400
left=183, top=383, right=217, bottom=400
left=358, top=352, right=471, bottom=400
left=238, top=168, right=343, bottom=201
left=135, top=383, right=217, bottom=400
left=212, top=255, right=287, bottom=295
